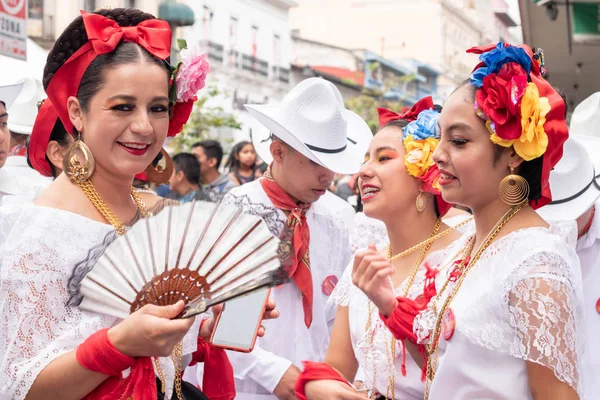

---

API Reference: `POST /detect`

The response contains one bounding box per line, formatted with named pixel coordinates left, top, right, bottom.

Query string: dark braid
left=43, top=8, right=170, bottom=115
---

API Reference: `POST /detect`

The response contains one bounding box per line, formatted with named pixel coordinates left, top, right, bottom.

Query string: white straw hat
left=247, top=78, right=372, bottom=175
left=570, top=92, right=600, bottom=138
left=537, top=135, right=600, bottom=222
left=6, top=77, right=45, bottom=135
left=0, top=80, right=25, bottom=111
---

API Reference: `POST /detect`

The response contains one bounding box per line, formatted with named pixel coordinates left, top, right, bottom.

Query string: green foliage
left=345, top=73, right=417, bottom=133
left=171, top=84, right=242, bottom=152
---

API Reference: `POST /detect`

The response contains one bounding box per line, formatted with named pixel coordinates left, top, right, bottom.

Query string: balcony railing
left=200, top=40, right=224, bottom=63
left=272, top=66, right=290, bottom=83
left=242, top=54, right=269, bottom=77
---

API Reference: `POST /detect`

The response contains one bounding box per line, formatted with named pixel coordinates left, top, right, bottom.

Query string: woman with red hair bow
left=0, top=7, right=277, bottom=400
left=296, top=98, right=469, bottom=400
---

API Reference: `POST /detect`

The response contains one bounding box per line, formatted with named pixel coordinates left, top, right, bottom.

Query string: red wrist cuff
left=294, top=361, right=350, bottom=400
left=76, top=328, right=136, bottom=376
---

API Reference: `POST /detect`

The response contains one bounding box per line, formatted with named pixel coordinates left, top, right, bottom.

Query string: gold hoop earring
left=145, top=148, right=174, bottom=185
left=499, top=167, right=529, bottom=206
left=416, top=190, right=426, bottom=212
left=63, top=131, right=95, bottom=184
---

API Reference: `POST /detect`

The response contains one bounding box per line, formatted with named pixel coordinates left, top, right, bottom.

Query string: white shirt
left=331, top=244, right=459, bottom=399
left=0, top=156, right=50, bottom=206
left=0, top=204, right=200, bottom=400
left=214, top=181, right=353, bottom=399
left=576, top=200, right=600, bottom=400
left=415, top=223, right=585, bottom=399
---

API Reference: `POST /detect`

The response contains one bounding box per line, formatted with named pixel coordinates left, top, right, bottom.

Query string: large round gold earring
left=145, top=148, right=174, bottom=185
left=416, top=190, right=426, bottom=212
left=63, top=131, right=95, bottom=184
left=499, top=167, right=529, bottom=206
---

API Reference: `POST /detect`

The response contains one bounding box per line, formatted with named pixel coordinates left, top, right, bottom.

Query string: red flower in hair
left=168, top=96, right=196, bottom=137
left=475, top=63, right=528, bottom=141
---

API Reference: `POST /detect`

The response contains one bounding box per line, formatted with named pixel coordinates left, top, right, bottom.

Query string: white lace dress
left=0, top=204, right=200, bottom=400
left=330, top=244, right=461, bottom=399
left=414, top=223, right=586, bottom=399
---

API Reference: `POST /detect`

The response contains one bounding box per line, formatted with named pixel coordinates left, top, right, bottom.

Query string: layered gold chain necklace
left=77, top=178, right=184, bottom=400
left=422, top=203, right=527, bottom=400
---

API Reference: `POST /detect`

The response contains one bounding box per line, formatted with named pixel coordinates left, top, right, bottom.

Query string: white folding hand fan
left=79, top=201, right=289, bottom=320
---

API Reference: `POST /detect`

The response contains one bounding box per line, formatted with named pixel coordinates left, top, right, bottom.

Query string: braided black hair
left=43, top=8, right=170, bottom=115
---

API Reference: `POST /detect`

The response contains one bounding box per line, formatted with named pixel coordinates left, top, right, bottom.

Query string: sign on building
left=0, top=0, right=27, bottom=60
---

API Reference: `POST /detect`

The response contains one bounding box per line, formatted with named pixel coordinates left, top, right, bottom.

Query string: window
left=251, top=25, right=258, bottom=57
left=83, top=0, right=96, bottom=12
left=29, top=0, right=43, bottom=19
left=124, top=0, right=136, bottom=8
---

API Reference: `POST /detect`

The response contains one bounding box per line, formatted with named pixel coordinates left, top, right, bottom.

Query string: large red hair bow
left=377, top=96, right=435, bottom=128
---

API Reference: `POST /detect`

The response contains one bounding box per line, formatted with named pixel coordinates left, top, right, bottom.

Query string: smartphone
left=210, top=288, right=270, bottom=353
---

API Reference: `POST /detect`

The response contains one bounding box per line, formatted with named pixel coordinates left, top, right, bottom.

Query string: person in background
left=226, top=140, right=259, bottom=185
left=168, top=152, right=208, bottom=202
left=191, top=139, right=237, bottom=201
left=538, top=117, right=600, bottom=400
left=0, top=78, right=50, bottom=205
left=219, top=77, right=371, bottom=400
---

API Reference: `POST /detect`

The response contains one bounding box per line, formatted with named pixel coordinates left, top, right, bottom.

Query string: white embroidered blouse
left=414, top=223, right=585, bottom=399
left=0, top=204, right=200, bottom=400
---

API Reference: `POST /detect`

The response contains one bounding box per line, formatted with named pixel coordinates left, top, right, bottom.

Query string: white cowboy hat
left=246, top=77, right=372, bottom=175
left=6, top=77, right=45, bottom=135
left=0, top=79, right=25, bottom=111
left=570, top=92, right=600, bottom=138
left=537, top=135, right=600, bottom=222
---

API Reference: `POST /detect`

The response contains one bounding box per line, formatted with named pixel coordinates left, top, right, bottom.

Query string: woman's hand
left=199, top=298, right=280, bottom=341
left=107, top=300, right=195, bottom=357
left=352, top=244, right=398, bottom=317
left=304, top=380, right=365, bottom=400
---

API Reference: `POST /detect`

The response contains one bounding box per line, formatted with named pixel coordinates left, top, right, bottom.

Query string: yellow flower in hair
left=490, top=83, right=550, bottom=161
left=403, top=135, right=438, bottom=178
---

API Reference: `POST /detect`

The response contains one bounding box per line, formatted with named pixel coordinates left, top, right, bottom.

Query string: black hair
left=225, top=140, right=256, bottom=172
left=455, top=79, right=549, bottom=202
left=26, top=118, right=71, bottom=178
left=172, top=152, right=201, bottom=185
left=192, top=139, right=224, bottom=169
left=43, top=8, right=170, bottom=125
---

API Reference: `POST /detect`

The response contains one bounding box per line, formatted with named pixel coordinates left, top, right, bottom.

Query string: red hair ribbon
left=29, top=11, right=172, bottom=176
left=29, top=98, right=59, bottom=177
left=466, top=43, right=568, bottom=209
left=377, top=96, right=435, bottom=127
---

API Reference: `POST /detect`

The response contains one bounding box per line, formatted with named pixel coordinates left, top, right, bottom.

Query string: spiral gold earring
left=416, top=190, right=426, bottom=212
left=499, top=166, right=529, bottom=206
left=62, top=131, right=95, bottom=184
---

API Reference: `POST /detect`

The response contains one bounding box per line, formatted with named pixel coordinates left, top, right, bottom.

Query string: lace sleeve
left=350, top=213, right=387, bottom=253
left=329, top=261, right=354, bottom=307
left=0, top=228, right=115, bottom=399
left=507, top=251, right=584, bottom=394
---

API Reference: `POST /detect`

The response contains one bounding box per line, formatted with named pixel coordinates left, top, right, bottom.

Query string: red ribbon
left=29, top=11, right=173, bottom=176
left=261, top=172, right=314, bottom=328
left=466, top=43, right=568, bottom=209
left=190, top=329, right=236, bottom=400
left=76, top=328, right=156, bottom=400
left=295, top=361, right=351, bottom=400
left=28, top=98, right=59, bottom=177
left=377, top=96, right=435, bottom=127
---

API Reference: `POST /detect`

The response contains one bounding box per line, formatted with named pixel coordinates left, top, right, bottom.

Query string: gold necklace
left=365, top=218, right=442, bottom=400
left=387, top=217, right=473, bottom=262
left=423, top=203, right=527, bottom=400
left=77, top=179, right=183, bottom=400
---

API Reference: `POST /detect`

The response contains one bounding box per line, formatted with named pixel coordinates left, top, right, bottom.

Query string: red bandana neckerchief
left=260, top=167, right=314, bottom=328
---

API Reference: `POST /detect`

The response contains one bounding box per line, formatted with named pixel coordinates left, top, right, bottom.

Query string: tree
left=345, top=62, right=417, bottom=133
left=171, top=84, right=242, bottom=152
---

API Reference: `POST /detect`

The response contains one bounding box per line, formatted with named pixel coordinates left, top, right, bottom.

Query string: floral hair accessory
left=377, top=97, right=453, bottom=216
left=167, top=39, right=210, bottom=137
left=467, top=42, right=568, bottom=209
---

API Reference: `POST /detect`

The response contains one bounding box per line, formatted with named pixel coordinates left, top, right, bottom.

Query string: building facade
left=289, top=0, right=486, bottom=97
left=183, top=0, right=296, bottom=144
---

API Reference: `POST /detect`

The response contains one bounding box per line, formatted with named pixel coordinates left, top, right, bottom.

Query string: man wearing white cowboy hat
left=538, top=132, right=600, bottom=400
left=212, top=77, right=371, bottom=399
left=0, top=77, right=50, bottom=206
